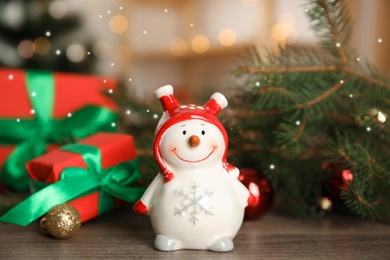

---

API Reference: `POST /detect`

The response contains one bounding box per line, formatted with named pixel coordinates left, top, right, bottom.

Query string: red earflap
left=203, top=92, right=228, bottom=116
left=155, top=85, right=179, bottom=113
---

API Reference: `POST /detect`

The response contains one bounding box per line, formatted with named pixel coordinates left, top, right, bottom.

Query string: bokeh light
left=318, top=197, right=332, bottom=211
left=191, top=35, right=210, bottom=54
left=66, top=44, right=85, bottom=63
left=342, top=170, right=354, bottom=182
left=371, top=108, right=387, bottom=123
left=271, top=23, right=290, bottom=42
left=18, top=40, right=35, bottom=58
left=377, top=111, right=387, bottom=123
left=109, top=15, right=128, bottom=34
left=270, top=13, right=299, bottom=46
left=218, top=28, right=237, bottom=47
left=49, top=1, right=68, bottom=19
left=33, top=37, right=51, bottom=55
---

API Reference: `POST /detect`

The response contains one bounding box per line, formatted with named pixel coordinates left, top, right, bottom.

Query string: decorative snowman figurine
left=133, top=85, right=255, bottom=252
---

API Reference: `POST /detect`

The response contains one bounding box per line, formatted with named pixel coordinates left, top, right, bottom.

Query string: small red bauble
left=322, top=162, right=353, bottom=203
left=238, top=168, right=274, bottom=220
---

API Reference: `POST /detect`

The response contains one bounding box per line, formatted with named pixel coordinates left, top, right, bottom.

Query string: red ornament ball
left=239, top=168, right=274, bottom=220
left=322, top=162, right=353, bottom=203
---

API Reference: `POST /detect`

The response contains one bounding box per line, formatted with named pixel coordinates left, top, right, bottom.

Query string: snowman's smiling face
left=160, top=119, right=225, bottom=169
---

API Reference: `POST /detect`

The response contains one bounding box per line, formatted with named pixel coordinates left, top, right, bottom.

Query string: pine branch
left=319, top=0, right=348, bottom=65
left=241, top=65, right=390, bottom=90
left=230, top=0, right=390, bottom=219
left=343, top=67, right=390, bottom=89
left=241, top=65, right=338, bottom=74
left=292, top=115, right=309, bottom=142
left=295, top=79, right=345, bottom=109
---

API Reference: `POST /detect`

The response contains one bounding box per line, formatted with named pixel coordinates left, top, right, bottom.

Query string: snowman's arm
left=133, top=173, right=163, bottom=215
left=225, top=170, right=256, bottom=208
left=232, top=179, right=251, bottom=208
left=228, top=166, right=239, bottom=179
left=225, top=163, right=239, bottom=179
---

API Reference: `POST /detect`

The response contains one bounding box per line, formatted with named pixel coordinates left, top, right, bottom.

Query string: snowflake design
left=174, top=182, right=214, bottom=225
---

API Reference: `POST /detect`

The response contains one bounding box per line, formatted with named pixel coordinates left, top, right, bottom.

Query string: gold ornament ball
left=40, top=204, right=81, bottom=239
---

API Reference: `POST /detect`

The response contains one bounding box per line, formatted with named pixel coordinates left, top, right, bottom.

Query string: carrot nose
left=189, top=135, right=200, bottom=148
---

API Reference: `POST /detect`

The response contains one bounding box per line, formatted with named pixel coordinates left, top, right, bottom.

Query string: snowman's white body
left=138, top=116, right=250, bottom=251
left=142, top=164, right=248, bottom=250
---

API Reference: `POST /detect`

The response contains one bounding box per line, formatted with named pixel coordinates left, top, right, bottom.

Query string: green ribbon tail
left=0, top=175, right=100, bottom=226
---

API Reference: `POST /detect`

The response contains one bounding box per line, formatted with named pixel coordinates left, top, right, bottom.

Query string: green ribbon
left=0, top=71, right=117, bottom=191
left=0, top=143, right=145, bottom=226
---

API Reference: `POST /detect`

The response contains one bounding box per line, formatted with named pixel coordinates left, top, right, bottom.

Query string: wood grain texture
left=0, top=205, right=389, bottom=260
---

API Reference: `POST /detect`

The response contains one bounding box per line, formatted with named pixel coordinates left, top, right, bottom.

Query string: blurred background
left=1, top=0, right=389, bottom=101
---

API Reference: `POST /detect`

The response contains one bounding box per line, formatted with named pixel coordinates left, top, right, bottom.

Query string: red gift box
left=0, top=68, right=118, bottom=191
left=25, top=132, right=140, bottom=223
left=1, top=68, right=116, bottom=118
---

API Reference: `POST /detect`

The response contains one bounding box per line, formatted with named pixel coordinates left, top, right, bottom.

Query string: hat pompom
left=203, top=92, right=228, bottom=116
left=155, top=85, right=173, bottom=99
left=155, top=85, right=178, bottom=112
left=211, top=92, right=228, bottom=109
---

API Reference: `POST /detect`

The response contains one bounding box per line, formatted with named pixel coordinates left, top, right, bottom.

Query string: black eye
left=183, top=130, right=187, bottom=135
left=201, top=130, right=205, bottom=135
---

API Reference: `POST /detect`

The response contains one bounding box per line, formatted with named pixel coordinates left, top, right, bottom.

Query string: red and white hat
left=153, top=85, right=231, bottom=183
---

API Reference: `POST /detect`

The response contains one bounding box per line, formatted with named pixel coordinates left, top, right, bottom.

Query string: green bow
left=0, top=71, right=117, bottom=191
left=0, top=143, right=145, bottom=226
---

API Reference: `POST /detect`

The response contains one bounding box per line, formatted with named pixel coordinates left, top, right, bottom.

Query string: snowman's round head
left=160, top=118, right=225, bottom=169
left=153, top=85, right=229, bottom=183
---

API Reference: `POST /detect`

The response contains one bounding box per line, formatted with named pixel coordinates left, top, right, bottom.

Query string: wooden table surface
left=0, top=204, right=389, bottom=260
